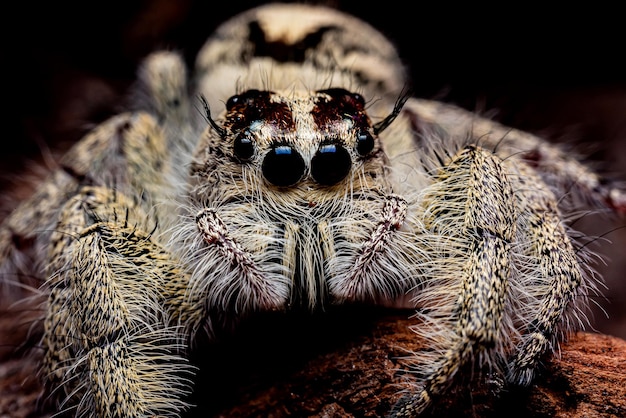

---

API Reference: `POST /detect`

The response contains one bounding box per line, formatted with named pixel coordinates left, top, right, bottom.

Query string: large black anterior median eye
left=311, top=144, right=352, bottom=185
left=262, top=145, right=306, bottom=187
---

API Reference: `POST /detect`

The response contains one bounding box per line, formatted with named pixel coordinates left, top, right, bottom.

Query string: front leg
left=505, top=163, right=588, bottom=385
left=390, top=146, right=516, bottom=417
left=44, top=186, right=193, bottom=417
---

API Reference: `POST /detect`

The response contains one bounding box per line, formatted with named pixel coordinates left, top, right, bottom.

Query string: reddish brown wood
left=2, top=309, right=625, bottom=418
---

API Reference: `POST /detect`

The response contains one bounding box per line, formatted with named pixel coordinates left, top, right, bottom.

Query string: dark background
left=2, top=0, right=625, bottom=338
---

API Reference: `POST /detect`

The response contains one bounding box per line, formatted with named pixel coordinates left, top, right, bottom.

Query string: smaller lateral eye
left=233, top=132, right=255, bottom=161
left=356, top=130, right=375, bottom=156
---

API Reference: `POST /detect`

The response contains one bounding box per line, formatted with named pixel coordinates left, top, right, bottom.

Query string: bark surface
left=2, top=309, right=625, bottom=418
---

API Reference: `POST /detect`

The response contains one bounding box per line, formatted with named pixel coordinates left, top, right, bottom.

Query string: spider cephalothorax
left=0, top=3, right=624, bottom=417
left=178, top=88, right=408, bottom=317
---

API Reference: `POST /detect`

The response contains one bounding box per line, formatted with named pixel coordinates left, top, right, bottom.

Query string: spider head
left=201, top=88, right=382, bottom=192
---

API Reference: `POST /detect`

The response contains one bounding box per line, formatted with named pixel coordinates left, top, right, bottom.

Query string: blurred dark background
left=2, top=0, right=625, bottom=338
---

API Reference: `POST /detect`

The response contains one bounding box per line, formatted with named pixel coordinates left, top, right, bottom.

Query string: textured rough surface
left=202, top=315, right=626, bottom=418
left=2, top=310, right=625, bottom=417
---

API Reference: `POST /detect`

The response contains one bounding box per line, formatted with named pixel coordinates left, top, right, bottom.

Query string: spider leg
left=137, top=51, right=191, bottom=125
left=0, top=107, right=173, bottom=301
left=30, top=51, right=205, bottom=416
left=506, top=164, right=586, bottom=385
left=401, top=98, right=626, bottom=213
left=0, top=48, right=192, bottom=273
left=391, top=145, right=516, bottom=417
left=43, top=186, right=193, bottom=417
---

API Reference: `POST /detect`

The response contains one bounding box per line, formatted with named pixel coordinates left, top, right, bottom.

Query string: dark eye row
left=233, top=129, right=374, bottom=162
left=232, top=130, right=375, bottom=187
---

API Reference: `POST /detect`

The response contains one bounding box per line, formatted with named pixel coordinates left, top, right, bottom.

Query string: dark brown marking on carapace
left=225, top=90, right=294, bottom=133
left=247, top=21, right=336, bottom=63
left=312, top=88, right=371, bottom=134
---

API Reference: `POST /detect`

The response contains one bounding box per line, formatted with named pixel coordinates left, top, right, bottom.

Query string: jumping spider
left=1, top=3, right=625, bottom=417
